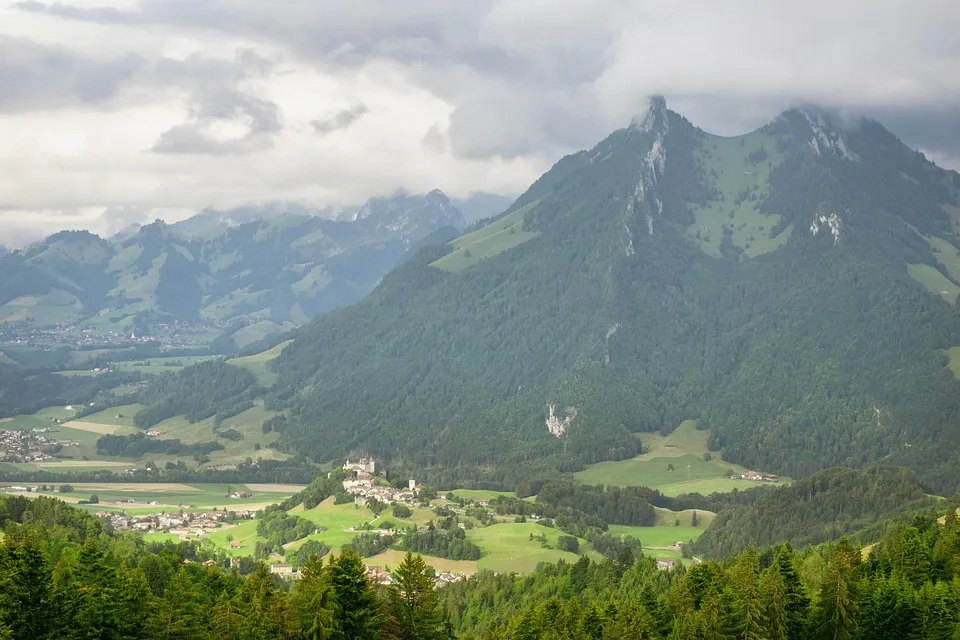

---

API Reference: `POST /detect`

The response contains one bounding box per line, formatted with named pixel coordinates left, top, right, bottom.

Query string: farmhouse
left=656, top=559, right=678, bottom=571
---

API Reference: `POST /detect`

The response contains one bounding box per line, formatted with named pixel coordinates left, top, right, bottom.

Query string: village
left=0, top=427, right=59, bottom=462
left=339, top=457, right=421, bottom=507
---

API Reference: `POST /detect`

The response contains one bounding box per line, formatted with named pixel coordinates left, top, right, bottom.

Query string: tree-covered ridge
left=131, top=359, right=258, bottom=427
left=438, top=505, right=960, bottom=639
left=688, top=466, right=937, bottom=559
left=261, top=100, right=960, bottom=493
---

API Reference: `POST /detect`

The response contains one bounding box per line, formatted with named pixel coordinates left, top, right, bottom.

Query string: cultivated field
left=574, top=420, right=787, bottom=495
left=366, top=549, right=478, bottom=575
left=431, top=201, right=540, bottom=272
left=0, top=483, right=300, bottom=514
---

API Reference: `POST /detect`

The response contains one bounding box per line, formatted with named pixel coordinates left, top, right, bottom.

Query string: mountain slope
left=0, top=190, right=465, bottom=345
left=266, top=98, right=960, bottom=492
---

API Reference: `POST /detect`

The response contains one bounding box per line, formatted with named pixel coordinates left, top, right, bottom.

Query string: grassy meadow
left=574, top=420, right=786, bottom=495
left=431, top=202, right=540, bottom=272
left=228, top=340, right=292, bottom=387
left=686, top=131, right=791, bottom=260
left=908, top=263, right=960, bottom=305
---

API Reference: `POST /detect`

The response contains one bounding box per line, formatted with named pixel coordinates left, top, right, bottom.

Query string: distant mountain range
left=0, top=189, right=506, bottom=348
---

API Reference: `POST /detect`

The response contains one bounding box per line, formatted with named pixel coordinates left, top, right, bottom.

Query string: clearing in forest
left=685, top=131, right=791, bottom=259
left=574, top=420, right=786, bottom=495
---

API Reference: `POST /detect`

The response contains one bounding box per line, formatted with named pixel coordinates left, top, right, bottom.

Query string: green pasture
left=908, top=263, right=960, bottom=305
left=228, top=340, right=292, bottom=387
left=431, top=202, right=540, bottom=272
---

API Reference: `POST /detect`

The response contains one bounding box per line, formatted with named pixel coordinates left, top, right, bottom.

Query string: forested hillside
left=688, top=466, right=937, bottom=559
left=260, top=99, right=960, bottom=493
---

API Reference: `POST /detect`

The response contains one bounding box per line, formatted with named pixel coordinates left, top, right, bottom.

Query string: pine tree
left=329, top=550, right=382, bottom=640
left=212, top=592, right=245, bottom=640
left=71, top=540, right=121, bottom=639
left=729, top=547, right=767, bottom=640
left=773, top=546, right=810, bottom=640
left=293, top=554, right=336, bottom=640
left=818, top=544, right=858, bottom=640
left=0, top=534, right=52, bottom=640
left=146, top=568, right=210, bottom=640
left=387, top=552, right=448, bottom=640
left=117, top=565, right=154, bottom=638
left=760, top=562, right=789, bottom=640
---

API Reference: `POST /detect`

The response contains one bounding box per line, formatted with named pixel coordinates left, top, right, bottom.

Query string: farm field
left=365, top=549, right=478, bottom=575
left=143, top=401, right=289, bottom=468
left=431, top=201, right=540, bottom=272
left=0, top=482, right=300, bottom=513
left=112, top=355, right=216, bottom=375
left=228, top=340, right=292, bottom=386
left=466, top=522, right=591, bottom=574
left=286, top=497, right=379, bottom=551
left=574, top=420, right=787, bottom=494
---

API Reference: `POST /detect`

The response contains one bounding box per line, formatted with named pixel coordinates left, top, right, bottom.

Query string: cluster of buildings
left=365, top=566, right=467, bottom=587
left=0, top=429, right=58, bottom=463
left=340, top=458, right=420, bottom=507
left=0, top=319, right=226, bottom=349
left=95, top=506, right=256, bottom=536
left=739, top=470, right=779, bottom=482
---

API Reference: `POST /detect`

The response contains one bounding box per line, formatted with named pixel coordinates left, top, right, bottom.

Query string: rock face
left=546, top=404, right=577, bottom=437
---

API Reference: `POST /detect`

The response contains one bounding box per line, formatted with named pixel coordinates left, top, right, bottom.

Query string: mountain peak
left=629, top=95, right=669, bottom=134
left=778, top=105, right=858, bottom=161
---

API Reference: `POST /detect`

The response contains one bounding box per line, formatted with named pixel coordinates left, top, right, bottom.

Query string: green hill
left=257, top=98, right=960, bottom=494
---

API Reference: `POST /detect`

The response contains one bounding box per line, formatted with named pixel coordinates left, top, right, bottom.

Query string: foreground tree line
left=3, top=493, right=960, bottom=639
left=0, top=495, right=451, bottom=640
left=438, top=505, right=960, bottom=639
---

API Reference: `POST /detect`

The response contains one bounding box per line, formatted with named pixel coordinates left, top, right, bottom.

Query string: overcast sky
left=1, top=0, right=959, bottom=246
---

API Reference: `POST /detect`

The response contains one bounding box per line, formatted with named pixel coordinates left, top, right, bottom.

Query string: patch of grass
left=72, top=405, right=146, bottom=428
left=574, top=420, right=787, bottom=494
left=686, top=131, right=790, bottom=259
left=908, top=263, right=960, bottom=304
left=923, top=235, right=960, bottom=284
left=286, top=497, right=378, bottom=551
left=451, top=489, right=514, bottom=502
left=466, top=522, right=589, bottom=574
left=228, top=340, right=292, bottom=387
left=431, top=202, right=540, bottom=272
left=946, top=347, right=960, bottom=380
left=365, top=549, right=477, bottom=575
left=112, top=355, right=215, bottom=375
left=205, top=520, right=263, bottom=555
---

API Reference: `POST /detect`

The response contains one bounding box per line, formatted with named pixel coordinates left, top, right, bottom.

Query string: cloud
left=0, top=34, right=144, bottom=111
left=2, top=0, right=960, bottom=244
left=311, top=103, right=369, bottom=135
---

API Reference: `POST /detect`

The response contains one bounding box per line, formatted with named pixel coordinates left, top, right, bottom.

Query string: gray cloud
left=17, top=0, right=960, bottom=165
left=0, top=34, right=143, bottom=111
left=311, top=104, right=369, bottom=135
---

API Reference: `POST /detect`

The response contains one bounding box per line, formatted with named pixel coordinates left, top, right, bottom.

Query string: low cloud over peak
left=1, top=0, right=959, bottom=242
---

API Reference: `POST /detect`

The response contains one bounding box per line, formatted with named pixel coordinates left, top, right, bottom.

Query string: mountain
left=262, top=98, right=960, bottom=493
left=452, top=192, right=516, bottom=224
left=0, top=190, right=465, bottom=347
